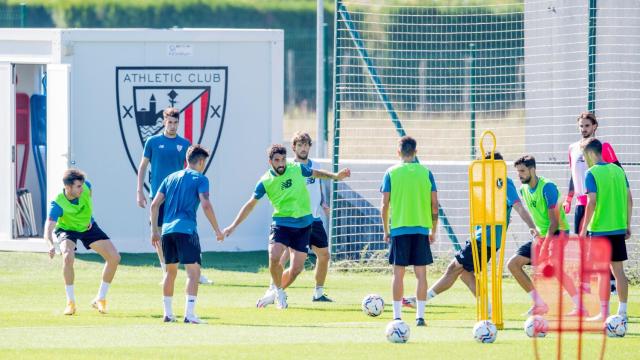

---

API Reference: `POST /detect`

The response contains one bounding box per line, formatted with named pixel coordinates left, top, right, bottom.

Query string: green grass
left=0, top=252, right=637, bottom=359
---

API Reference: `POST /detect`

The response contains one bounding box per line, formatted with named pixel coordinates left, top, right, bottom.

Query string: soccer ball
left=361, top=294, right=384, bottom=317
left=473, top=320, right=498, bottom=343
left=605, top=315, right=627, bottom=338
left=524, top=315, right=548, bottom=338
left=385, top=320, right=410, bottom=343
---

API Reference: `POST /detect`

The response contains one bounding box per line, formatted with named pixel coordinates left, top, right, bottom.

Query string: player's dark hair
left=292, top=131, right=312, bottom=147
left=577, top=112, right=598, bottom=126
left=581, top=137, right=602, bottom=155
left=163, top=107, right=180, bottom=120
left=62, top=169, right=86, bottom=186
left=514, top=155, right=536, bottom=169
left=484, top=151, right=503, bottom=160
left=268, top=144, right=287, bottom=160
left=398, top=136, right=417, bottom=157
left=186, top=144, right=210, bottom=164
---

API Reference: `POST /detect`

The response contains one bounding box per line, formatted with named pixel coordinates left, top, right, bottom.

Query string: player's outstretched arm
left=44, top=219, right=57, bottom=259
left=150, top=193, right=165, bottom=247
left=224, top=197, right=259, bottom=237
left=513, top=202, right=539, bottom=236
left=199, top=192, right=224, bottom=241
left=136, top=157, right=150, bottom=208
left=312, top=168, right=351, bottom=181
left=380, top=192, right=390, bottom=243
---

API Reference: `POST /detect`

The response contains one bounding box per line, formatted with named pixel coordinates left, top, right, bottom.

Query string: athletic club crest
left=116, top=66, right=228, bottom=188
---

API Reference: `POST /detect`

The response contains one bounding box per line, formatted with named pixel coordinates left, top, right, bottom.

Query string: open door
left=0, top=63, right=16, bottom=240
left=46, top=64, right=71, bottom=209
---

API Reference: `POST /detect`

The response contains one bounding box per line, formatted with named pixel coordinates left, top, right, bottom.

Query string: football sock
left=529, top=290, right=544, bottom=306
left=618, top=302, right=627, bottom=315
left=314, top=286, right=324, bottom=299
left=163, top=296, right=173, bottom=317
left=185, top=295, right=197, bottom=318
left=97, top=281, right=110, bottom=300
left=416, top=300, right=426, bottom=319
left=393, top=301, right=402, bottom=320
left=600, top=301, right=609, bottom=317
left=65, top=285, right=75, bottom=302
left=427, top=289, right=437, bottom=301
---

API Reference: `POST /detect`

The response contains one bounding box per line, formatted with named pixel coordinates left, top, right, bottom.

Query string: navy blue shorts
left=55, top=222, right=110, bottom=250
left=269, top=225, right=311, bottom=253
left=162, top=232, right=201, bottom=265
left=309, top=220, right=328, bottom=249
left=455, top=240, right=494, bottom=273
left=389, top=234, right=433, bottom=266
left=588, top=232, right=627, bottom=262
left=574, top=204, right=585, bottom=234
left=516, top=230, right=565, bottom=265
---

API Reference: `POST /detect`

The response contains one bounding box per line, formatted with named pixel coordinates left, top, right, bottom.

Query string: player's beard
left=581, top=131, right=594, bottom=139
left=296, top=152, right=308, bottom=161
left=520, top=175, right=531, bottom=184
left=274, top=165, right=286, bottom=175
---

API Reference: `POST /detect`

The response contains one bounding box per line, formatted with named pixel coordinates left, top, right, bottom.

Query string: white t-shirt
left=569, top=140, right=588, bottom=197
left=301, top=159, right=326, bottom=220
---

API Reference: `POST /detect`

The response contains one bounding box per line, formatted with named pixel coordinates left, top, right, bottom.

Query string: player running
left=403, top=152, right=538, bottom=312
left=563, top=111, right=621, bottom=294
left=579, top=138, right=632, bottom=322
left=223, top=144, right=350, bottom=309
left=380, top=136, right=437, bottom=326
left=150, top=145, right=224, bottom=324
left=507, top=155, right=584, bottom=316
left=45, top=169, right=121, bottom=315
left=277, top=132, right=334, bottom=302
left=137, top=107, right=212, bottom=285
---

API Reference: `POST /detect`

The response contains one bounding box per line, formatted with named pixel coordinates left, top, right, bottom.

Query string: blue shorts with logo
left=269, top=224, right=311, bottom=253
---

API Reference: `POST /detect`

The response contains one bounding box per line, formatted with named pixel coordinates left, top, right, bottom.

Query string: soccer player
left=278, top=132, right=333, bottom=302
left=45, top=169, right=121, bottom=315
left=150, top=145, right=224, bottom=324
left=403, top=152, right=539, bottom=311
left=137, top=107, right=212, bottom=285
left=563, top=111, right=621, bottom=293
left=507, top=155, right=583, bottom=316
left=223, top=144, right=350, bottom=309
left=578, top=138, right=632, bottom=321
left=380, top=136, right=437, bottom=326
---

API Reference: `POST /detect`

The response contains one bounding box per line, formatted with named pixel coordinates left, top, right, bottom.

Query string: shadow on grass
left=76, top=251, right=268, bottom=273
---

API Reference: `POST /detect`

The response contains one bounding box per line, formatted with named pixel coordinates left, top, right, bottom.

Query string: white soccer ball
left=473, top=320, right=498, bottom=343
left=361, top=294, right=384, bottom=317
left=385, top=319, right=410, bottom=343
left=605, top=315, right=627, bottom=338
left=524, top=315, right=548, bottom=338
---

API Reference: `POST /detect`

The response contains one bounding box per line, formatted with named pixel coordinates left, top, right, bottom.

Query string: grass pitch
left=0, top=251, right=637, bottom=359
